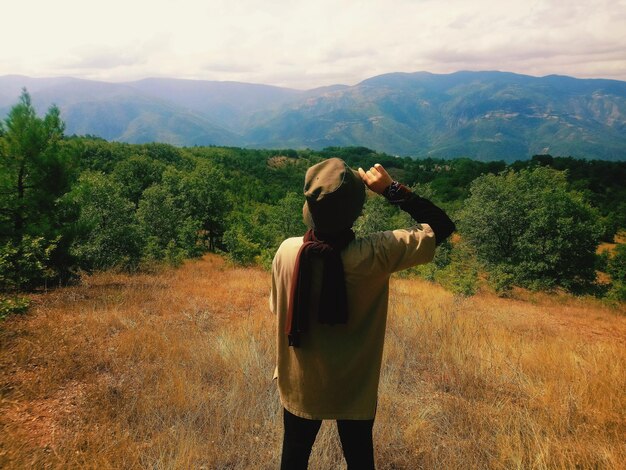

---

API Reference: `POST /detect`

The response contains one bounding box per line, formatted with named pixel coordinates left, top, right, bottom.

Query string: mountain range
left=1, top=71, right=625, bottom=161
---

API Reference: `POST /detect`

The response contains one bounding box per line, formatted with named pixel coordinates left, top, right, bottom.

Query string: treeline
left=1, top=90, right=625, bottom=311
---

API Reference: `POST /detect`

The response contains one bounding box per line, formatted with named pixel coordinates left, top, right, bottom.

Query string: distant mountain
left=128, top=78, right=303, bottom=131
left=1, top=71, right=625, bottom=161
left=0, top=76, right=239, bottom=146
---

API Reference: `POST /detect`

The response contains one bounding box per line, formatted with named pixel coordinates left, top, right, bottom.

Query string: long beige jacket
left=270, top=224, right=436, bottom=420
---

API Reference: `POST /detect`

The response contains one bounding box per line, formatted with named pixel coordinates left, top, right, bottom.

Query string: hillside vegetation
left=1, top=254, right=625, bottom=468
left=2, top=90, right=626, bottom=307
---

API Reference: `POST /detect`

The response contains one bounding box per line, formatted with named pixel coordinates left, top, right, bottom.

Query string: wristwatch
left=382, top=181, right=412, bottom=203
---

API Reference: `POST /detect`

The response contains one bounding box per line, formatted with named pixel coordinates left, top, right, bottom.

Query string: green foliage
left=271, top=192, right=307, bottom=239
left=0, top=236, right=59, bottom=290
left=404, top=240, right=479, bottom=296
left=223, top=203, right=272, bottom=266
left=485, top=265, right=516, bottom=296
left=137, top=178, right=200, bottom=264
left=354, top=195, right=412, bottom=236
left=401, top=239, right=451, bottom=281
left=188, top=146, right=310, bottom=205
left=0, top=87, right=624, bottom=299
left=608, top=244, right=626, bottom=283
left=112, top=155, right=166, bottom=207
left=62, top=172, right=143, bottom=271
left=0, top=296, right=30, bottom=320
left=595, top=250, right=610, bottom=272
left=222, top=224, right=262, bottom=266
left=459, top=167, right=603, bottom=293
left=224, top=192, right=307, bottom=268
left=0, top=89, right=72, bottom=289
left=434, top=242, right=479, bottom=297
left=607, top=282, right=626, bottom=302
left=182, top=160, right=231, bottom=252
left=163, top=240, right=187, bottom=267
left=63, top=137, right=131, bottom=173
left=515, top=155, right=626, bottom=241
left=606, top=244, right=626, bottom=301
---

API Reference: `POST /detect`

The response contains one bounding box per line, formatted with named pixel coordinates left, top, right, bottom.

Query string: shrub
left=0, top=296, right=30, bottom=319
left=607, top=244, right=626, bottom=301
left=62, top=172, right=143, bottom=271
left=136, top=181, right=200, bottom=262
left=0, top=236, right=59, bottom=291
left=223, top=225, right=262, bottom=266
left=459, top=167, right=602, bottom=293
left=436, top=242, right=480, bottom=297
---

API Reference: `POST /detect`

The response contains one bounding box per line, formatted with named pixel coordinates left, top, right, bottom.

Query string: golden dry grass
left=597, top=230, right=626, bottom=255
left=1, top=254, right=625, bottom=469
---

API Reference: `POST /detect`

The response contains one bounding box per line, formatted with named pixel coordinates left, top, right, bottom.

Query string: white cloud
left=1, top=0, right=625, bottom=88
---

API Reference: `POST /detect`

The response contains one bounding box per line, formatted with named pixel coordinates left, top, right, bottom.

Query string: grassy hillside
left=1, top=255, right=624, bottom=468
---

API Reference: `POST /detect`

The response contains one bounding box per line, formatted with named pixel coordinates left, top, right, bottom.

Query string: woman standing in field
left=270, top=158, right=455, bottom=469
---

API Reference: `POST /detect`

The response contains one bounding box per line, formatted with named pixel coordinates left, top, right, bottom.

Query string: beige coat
left=270, top=224, right=436, bottom=420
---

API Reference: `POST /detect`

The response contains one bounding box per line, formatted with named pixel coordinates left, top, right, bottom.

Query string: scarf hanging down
left=286, top=228, right=355, bottom=347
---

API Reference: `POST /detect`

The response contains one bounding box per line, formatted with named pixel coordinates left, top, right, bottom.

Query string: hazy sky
left=2, top=0, right=625, bottom=89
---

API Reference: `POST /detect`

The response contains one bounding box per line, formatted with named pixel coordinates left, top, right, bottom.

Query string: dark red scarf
left=285, top=228, right=355, bottom=347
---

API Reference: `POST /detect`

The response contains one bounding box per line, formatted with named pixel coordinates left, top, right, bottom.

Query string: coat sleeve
left=398, top=195, right=456, bottom=245
left=365, top=224, right=437, bottom=274
left=270, top=254, right=278, bottom=315
left=384, top=182, right=456, bottom=245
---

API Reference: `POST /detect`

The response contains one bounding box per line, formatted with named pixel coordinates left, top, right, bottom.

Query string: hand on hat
left=358, top=163, right=393, bottom=195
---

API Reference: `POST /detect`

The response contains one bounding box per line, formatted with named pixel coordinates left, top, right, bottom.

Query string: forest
left=1, top=90, right=626, bottom=317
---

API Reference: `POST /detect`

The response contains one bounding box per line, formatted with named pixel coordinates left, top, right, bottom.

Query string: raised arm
left=358, top=163, right=456, bottom=245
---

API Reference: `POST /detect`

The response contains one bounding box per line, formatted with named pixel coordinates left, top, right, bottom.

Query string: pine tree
left=0, top=89, right=67, bottom=289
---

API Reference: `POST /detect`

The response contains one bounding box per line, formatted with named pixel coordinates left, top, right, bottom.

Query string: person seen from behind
left=270, top=158, right=456, bottom=469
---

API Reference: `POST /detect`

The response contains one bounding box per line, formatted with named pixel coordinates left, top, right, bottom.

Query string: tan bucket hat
left=302, top=158, right=365, bottom=233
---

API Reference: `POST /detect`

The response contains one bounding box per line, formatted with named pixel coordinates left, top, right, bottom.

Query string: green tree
left=0, top=89, right=65, bottom=241
left=0, top=89, right=69, bottom=289
left=182, top=161, right=230, bottom=252
left=136, top=169, right=201, bottom=263
left=62, top=172, right=142, bottom=271
left=270, top=191, right=307, bottom=240
left=607, top=244, right=626, bottom=301
left=111, top=155, right=166, bottom=207
left=223, top=200, right=285, bottom=268
left=0, top=236, right=59, bottom=290
left=354, top=194, right=412, bottom=236
left=459, top=167, right=602, bottom=293
left=222, top=223, right=263, bottom=266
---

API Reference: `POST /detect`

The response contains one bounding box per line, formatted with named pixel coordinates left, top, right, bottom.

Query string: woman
left=270, top=158, right=455, bottom=469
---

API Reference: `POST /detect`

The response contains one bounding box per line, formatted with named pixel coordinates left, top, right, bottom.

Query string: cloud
left=321, top=47, right=380, bottom=65
left=202, top=62, right=256, bottom=74
left=65, top=49, right=144, bottom=70
left=0, top=0, right=625, bottom=87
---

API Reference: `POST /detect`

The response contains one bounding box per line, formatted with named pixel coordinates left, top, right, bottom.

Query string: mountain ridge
left=1, top=71, right=625, bottom=161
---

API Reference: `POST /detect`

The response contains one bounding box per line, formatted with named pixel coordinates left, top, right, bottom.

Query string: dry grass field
left=1, top=254, right=625, bottom=469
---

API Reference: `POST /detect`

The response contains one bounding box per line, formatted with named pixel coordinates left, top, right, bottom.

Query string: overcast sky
left=2, top=0, right=625, bottom=89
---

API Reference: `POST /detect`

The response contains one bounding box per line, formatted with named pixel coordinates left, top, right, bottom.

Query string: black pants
left=280, top=408, right=375, bottom=470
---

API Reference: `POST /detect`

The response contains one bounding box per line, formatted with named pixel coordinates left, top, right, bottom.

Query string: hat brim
left=303, top=201, right=315, bottom=229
